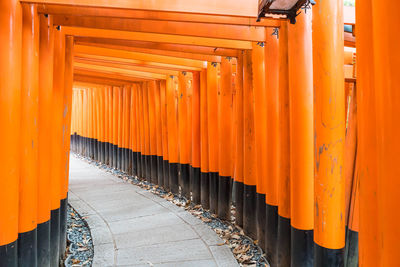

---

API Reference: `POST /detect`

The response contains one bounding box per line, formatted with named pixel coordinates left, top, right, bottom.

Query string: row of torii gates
left=0, top=0, right=397, bottom=266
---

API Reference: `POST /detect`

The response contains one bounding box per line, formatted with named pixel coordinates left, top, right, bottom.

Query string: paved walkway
left=68, top=156, right=239, bottom=267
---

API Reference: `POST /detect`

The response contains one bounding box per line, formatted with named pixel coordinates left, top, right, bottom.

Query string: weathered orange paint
left=313, top=0, right=345, bottom=249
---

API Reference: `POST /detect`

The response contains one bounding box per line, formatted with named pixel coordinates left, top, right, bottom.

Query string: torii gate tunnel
left=0, top=0, right=398, bottom=266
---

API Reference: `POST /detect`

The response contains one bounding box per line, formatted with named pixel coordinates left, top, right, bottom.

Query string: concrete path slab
left=68, top=156, right=239, bottom=267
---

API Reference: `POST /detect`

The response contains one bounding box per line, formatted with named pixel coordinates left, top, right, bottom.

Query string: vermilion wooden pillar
left=60, top=35, right=73, bottom=259
left=0, top=0, right=21, bottom=264
left=38, top=13, right=54, bottom=267
left=191, top=71, right=201, bottom=204
left=251, top=41, right=267, bottom=251
left=207, top=62, right=220, bottom=214
left=19, top=4, right=39, bottom=266
left=265, top=27, right=280, bottom=266
left=50, top=25, right=65, bottom=265
left=371, top=1, right=400, bottom=265
left=277, top=22, right=291, bottom=267
left=313, top=0, right=345, bottom=265
left=356, top=1, right=380, bottom=265
left=233, top=52, right=244, bottom=228
left=242, top=50, right=257, bottom=239
left=288, top=10, right=314, bottom=267
left=218, top=57, right=234, bottom=220
left=200, top=69, right=210, bottom=209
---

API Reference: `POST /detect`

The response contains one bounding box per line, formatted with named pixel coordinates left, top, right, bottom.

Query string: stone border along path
left=68, top=155, right=239, bottom=267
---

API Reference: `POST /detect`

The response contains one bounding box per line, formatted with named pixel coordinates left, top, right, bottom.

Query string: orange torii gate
left=1, top=0, right=397, bottom=267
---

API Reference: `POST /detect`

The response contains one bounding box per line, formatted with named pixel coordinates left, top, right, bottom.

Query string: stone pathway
left=68, top=156, right=239, bottom=267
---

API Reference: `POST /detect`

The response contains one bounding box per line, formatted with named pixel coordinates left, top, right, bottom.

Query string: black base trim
left=151, top=155, right=158, bottom=184
left=180, top=163, right=190, bottom=199
left=243, top=184, right=257, bottom=239
left=200, top=172, right=210, bottom=209
left=37, top=220, right=50, bottom=267
left=169, top=162, right=179, bottom=194
left=291, top=227, right=314, bottom=266
left=314, top=242, right=344, bottom=267
left=233, top=181, right=244, bottom=227
left=217, top=175, right=231, bottom=220
left=50, top=208, right=60, bottom=267
left=157, top=156, right=163, bottom=186
left=209, top=172, right=219, bottom=215
left=163, top=160, right=169, bottom=190
left=0, top=240, right=17, bottom=267
left=277, top=215, right=291, bottom=267
left=191, top=167, right=201, bottom=204
left=256, top=193, right=266, bottom=251
left=18, top=228, right=37, bottom=267
left=345, top=228, right=358, bottom=267
left=104, top=142, right=109, bottom=165
left=266, top=204, right=278, bottom=265
left=59, top=197, right=68, bottom=260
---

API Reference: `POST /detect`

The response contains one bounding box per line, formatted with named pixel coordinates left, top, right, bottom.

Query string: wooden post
left=313, top=0, right=345, bottom=265
left=288, top=10, right=314, bottom=267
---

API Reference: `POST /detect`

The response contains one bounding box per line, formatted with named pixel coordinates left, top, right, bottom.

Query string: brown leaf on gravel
left=201, top=217, right=212, bottom=223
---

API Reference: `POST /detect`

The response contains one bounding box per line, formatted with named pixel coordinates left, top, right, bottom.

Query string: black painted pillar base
left=277, top=215, right=291, bottom=267
left=233, top=181, right=244, bottom=227
left=169, top=162, right=179, bottom=195
left=157, top=156, right=163, bottom=186
left=0, top=240, right=17, bottom=267
left=151, top=155, right=158, bottom=184
left=100, top=141, right=106, bottom=164
left=146, top=155, right=151, bottom=181
left=314, top=243, right=344, bottom=267
left=256, top=193, right=266, bottom=251
left=180, top=163, right=190, bottom=199
left=37, top=220, right=50, bottom=267
left=117, top=146, right=123, bottom=171
left=128, top=149, right=133, bottom=175
left=59, top=197, right=68, bottom=260
left=96, top=139, right=101, bottom=162
left=18, top=228, right=37, bottom=267
left=243, top=184, right=257, bottom=239
left=266, top=204, right=278, bottom=266
left=163, top=160, right=169, bottom=190
left=132, top=152, right=138, bottom=177
left=50, top=208, right=60, bottom=267
left=291, top=227, right=313, bottom=267
left=345, top=228, right=358, bottom=267
left=209, top=172, right=219, bottom=215
left=217, top=175, right=231, bottom=220
left=137, top=152, right=142, bottom=178
left=200, top=172, right=210, bottom=209
left=112, top=144, right=118, bottom=169
left=104, top=142, right=109, bottom=165
left=108, top=143, right=113, bottom=167
left=191, top=167, right=201, bottom=204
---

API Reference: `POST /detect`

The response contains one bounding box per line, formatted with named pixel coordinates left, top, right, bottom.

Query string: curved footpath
left=68, top=156, right=239, bottom=267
